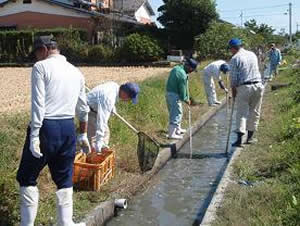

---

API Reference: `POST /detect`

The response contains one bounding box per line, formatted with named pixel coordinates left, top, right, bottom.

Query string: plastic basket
left=72, top=149, right=115, bottom=191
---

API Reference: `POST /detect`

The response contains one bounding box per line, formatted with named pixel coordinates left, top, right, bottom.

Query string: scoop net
left=137, top=132, right=160, bottom=172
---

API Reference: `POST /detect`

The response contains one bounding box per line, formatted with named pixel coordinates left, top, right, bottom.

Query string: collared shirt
left=230, top=48, right=262, bottom=88
left=30, top=54, right=89, bottom=138
left=166, top=65, right=189, bottom=101
left=204, top=60, right=227, bottom=80
left=269, top=48, right=282, bottom=65
left=87, top=81, right=119, bottom=142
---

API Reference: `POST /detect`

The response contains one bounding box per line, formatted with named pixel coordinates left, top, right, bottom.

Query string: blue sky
left=149, top=0, right=300, bottom=34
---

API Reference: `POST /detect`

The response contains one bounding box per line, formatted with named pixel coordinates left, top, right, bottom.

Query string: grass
left=212, top=52, right=300, bottom=226
left=0, top=60, right=228, bottom=225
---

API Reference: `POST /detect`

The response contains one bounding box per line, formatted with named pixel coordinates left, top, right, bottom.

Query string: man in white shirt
left=228, top=38, right=264, bottom=147
left=203, top=60, right=230, bottom=106
left=16, top=36, right=90, bottom=226
left=87, top=81, right=140, bottom=152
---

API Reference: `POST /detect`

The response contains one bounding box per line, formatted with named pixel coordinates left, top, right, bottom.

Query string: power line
left=243, top=13, right=287, bottom=18
left=219, top=4, right=288, bottom=13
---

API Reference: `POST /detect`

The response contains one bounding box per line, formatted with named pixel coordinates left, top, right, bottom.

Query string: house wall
left=0, top=0, right=97, bottom=39
left=134, top=4, right=152, bottom=24
left=0, top=11, right=95, bottom=35
left=0, top=0, right=89, bottom=18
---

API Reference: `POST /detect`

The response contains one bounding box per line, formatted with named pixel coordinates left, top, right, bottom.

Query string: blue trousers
left=166, top=92, right=183, bottom=126
left=17, top=119, right=76, bottom=189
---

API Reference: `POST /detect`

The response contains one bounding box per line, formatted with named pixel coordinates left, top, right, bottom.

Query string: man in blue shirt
left=228, top=38, right=265, bottom=147
left=268, top=43, right=282, bottom=80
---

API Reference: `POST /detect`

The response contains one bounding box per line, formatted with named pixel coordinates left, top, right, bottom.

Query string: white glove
left=77, top=133, right=91, bottom=153
left=224, top=88, right=229, bottom=93
left=30, top=137, right=43, bottom=158
left=94, top=140, right=105, bottom=153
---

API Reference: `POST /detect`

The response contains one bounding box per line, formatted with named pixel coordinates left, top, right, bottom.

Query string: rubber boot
left=168, top=125, right=183, bottom=140
left=246, top=131, right=257, bottom=144
left=20, top=186, right=39, bottom=226
left=176, top=125, right=186, bottom=135
left=232, top=132, right=244, bottom=147
left=56, top=187, right=86, bottom=226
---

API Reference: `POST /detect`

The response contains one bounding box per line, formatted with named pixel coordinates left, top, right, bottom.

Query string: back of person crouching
left=203, top=60, right=230, bottom=106
left=165, top=58, right=198, bottom=140
left=228, top=38, right=265, bottom=147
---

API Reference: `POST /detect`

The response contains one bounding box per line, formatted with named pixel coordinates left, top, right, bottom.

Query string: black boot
left=232, top=132, right=244, bottom=147
left=246, top=131, right=257, bottom=144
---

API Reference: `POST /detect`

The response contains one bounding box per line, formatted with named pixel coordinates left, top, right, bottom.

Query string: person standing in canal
left=228, top=38, right=264, bottom=147
left=165, top=58, right=198, bottom=140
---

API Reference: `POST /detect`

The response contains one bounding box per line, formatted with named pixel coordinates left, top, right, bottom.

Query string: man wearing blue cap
left=86, top=81, right=140, bottom=152
left=203, top=60, right=230, bottom=106
left=166, top=58, right=198, bottom=139
left=228, top=38, right=264, bottom=147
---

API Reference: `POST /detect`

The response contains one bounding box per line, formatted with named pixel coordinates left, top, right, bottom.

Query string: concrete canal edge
left=200, top=146, right=242, bottom=226
left=83, top=98, right=227, bottom=226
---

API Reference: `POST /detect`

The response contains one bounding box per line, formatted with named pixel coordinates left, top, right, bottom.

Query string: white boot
left=20, top=186, right=39, bottom=226
left=176, top=126, right=186, bottom=135
left=56, top=187, right=86, bottom=226
left=168, top=125, right=183, bottom=140
left=214, top=100, right=221, bottom=105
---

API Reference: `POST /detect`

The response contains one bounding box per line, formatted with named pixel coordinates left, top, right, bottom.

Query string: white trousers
left=203, top=72, right=217, bottom=105
left=87, top=111, right=110, bottom=146
left=235, top=83, right=264, bottom=134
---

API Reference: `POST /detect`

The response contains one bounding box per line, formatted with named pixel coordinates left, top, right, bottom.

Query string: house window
left=23, top=0, right=32, bottom=4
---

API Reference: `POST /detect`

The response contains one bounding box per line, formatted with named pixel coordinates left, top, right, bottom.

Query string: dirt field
left=0, top=66, right=170, bottom=113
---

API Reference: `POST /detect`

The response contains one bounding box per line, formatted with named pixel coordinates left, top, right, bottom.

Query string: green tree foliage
left=244, top=19, right=275, bottom=35
left=119, top=33, right=164, bottom=62
left=158, top=0, right=218, bottom=50
left=194, top=21, right=252, bottom=59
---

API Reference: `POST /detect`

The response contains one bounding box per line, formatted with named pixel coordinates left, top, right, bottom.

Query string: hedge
left=0, top=28, right=88, bottom=63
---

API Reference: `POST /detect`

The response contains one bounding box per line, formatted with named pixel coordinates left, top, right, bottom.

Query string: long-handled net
left=137, top=132, right=160, bottom=172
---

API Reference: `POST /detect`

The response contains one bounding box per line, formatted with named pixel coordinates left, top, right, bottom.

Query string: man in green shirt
left=166, top=58, right=198, bottom=139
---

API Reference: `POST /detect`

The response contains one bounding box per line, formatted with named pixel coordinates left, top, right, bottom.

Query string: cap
left=185, top=58, right=199, bottom=71
left=228, top=38, right=242, bottom=49
left=220, top=63, right=230, bottom=73
left=32, top=35, right=57, bottom=53
left=121, top=82, right=140, bottom=104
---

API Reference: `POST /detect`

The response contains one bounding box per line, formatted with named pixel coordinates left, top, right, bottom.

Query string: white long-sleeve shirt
left=204, top=60, right=226, bottom=80
left=87, top=82, right=120, bottom=142
left=30, top=54, right=89, bottom=138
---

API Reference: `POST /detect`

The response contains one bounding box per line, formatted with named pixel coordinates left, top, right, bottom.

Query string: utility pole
left=240, top=11, right=243, bottom=27
left=297, top=23, right=299, bottom=33
left=289, top=2, right=292, bottom=44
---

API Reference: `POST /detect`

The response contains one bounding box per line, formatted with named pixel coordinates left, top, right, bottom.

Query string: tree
left=244, top=19, right=275, bottom=35
left=158, top=0, right=218, bottom=50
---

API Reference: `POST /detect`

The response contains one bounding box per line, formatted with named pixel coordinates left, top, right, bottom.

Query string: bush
left=87, top=45, right=114, bottom=63
left=120, top=33, right=164, bottom=63
left=56, top=30, right=88, bottom=63
left=0, top=28, right=88, bottom=63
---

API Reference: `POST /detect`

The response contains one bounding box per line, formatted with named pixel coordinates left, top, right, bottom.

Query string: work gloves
left=77, top=133, right=91, bottom=153
left=30, top=137, right=43, bottom=158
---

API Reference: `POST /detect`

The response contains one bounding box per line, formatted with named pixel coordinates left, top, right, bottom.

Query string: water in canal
left=107, top=106, right=236, bottom=226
